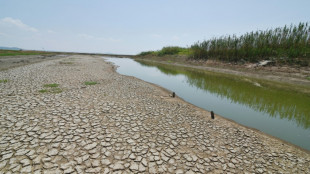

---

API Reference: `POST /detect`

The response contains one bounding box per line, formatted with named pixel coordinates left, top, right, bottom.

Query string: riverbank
left=0, top=55, right=309, bottom=173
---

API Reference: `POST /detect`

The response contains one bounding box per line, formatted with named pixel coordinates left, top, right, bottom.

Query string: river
left=105, top=57, right=310, bottom=151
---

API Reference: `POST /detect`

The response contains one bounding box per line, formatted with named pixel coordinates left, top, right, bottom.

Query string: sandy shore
left=0, top=55, right=309, bottom=173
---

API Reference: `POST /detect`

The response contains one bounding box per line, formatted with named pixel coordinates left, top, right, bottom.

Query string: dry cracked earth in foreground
left=0, top=55, right=309, bottom=174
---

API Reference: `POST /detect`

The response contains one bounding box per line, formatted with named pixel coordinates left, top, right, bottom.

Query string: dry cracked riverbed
left=0, top=55, right=309, bottom=174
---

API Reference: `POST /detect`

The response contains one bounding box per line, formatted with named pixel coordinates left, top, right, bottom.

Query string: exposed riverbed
left=106, top=57, right=310, bottom=151
left=1, top=55, right=309, bottom=173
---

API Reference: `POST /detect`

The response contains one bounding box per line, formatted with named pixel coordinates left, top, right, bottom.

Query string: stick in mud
left=211, top=111, right=215, bottom=119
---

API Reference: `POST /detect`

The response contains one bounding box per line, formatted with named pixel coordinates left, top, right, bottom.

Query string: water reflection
left=137, top=60, right=310, bottom=129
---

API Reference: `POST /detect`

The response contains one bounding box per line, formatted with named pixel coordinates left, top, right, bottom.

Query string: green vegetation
left=138, top=22, right=310, bottom=66
left=43, top=83, right=59, bottom=88
left=139, top=46, right=191, bottom=57
left=0, top=50, right=51, bottom=56
left=0, top=79, right=8, bottom=83
left=84, top=81, right=98, bottom=85
left=40, top=83, right=62, bottom=93
left=38, top=89, right=48, bottom=93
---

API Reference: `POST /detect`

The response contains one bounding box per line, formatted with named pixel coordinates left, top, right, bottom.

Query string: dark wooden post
left=211, top=111, right=215, bottom=119
left=172, top=92, right=175, bottom=98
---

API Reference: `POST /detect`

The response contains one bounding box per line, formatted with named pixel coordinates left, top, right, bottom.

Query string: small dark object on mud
left=172, top=92, right=175, bottom=98
left=211, top=111, right=215, bottom=119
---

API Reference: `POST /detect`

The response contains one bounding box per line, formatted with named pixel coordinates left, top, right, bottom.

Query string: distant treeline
left=139, top=22, right=310, bottom=66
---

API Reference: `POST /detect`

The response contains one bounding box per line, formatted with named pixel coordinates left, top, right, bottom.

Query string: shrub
left=139, top=51, right=155, bottom=56
left=139, top=47, right=190, bottom=57
left=156, top=46, right=185, bottom=56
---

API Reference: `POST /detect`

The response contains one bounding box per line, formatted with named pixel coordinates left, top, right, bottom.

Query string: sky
left=0, top=0, right=309, bottom=55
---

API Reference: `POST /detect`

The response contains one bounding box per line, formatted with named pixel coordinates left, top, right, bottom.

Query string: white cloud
left=0, top=17, right=38, bottom=32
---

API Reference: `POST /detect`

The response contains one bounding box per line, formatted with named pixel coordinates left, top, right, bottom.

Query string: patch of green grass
left=39, top=88, right=62, bottom=94
left=84, top=81, right=98, bottom=85
left=306, top=76, right=310, bottom=80
left=39, top=83, right=62, bottom=94
left=38, top=89, right=48, bottom=93
left=43, top=83, right=59, bottom=88
left=0, top=79, right=8, bottom=83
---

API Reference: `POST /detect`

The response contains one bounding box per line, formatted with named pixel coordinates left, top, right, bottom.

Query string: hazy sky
left=0, top=0, right=309, bottom=54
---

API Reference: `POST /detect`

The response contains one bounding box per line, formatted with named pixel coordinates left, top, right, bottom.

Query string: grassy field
left=0, top=50, right=52, bottom=56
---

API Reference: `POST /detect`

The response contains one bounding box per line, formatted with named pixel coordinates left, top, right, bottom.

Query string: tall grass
left=190, top=22, right=310, bottom=64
